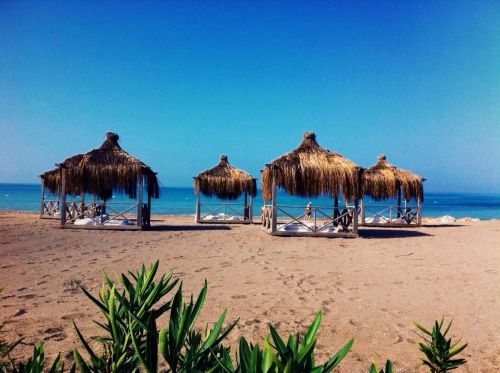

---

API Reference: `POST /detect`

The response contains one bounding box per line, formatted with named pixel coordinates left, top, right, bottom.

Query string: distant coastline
left=1, top=183, right=500, bottom=220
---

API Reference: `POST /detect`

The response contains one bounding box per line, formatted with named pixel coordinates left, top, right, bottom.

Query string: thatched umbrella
left=193, top=155, right=256, bottom=223
left=78, top=132, right=159, bottom=201
left=194, top=155, right=256, bottom=200
left=260, top=132, right=363, bottom=236
left=261, top=132, right=363, bottom=201
left=362, top=154, right=424, bottom=202
left=40, top=132, right=159, bottom=228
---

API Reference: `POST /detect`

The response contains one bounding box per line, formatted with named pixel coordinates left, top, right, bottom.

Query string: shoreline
left=1, top=209, right=497, bottom=223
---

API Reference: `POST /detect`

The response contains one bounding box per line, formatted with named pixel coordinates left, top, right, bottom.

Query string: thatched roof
left=362, top=154, right=424, bottom=201
left=194, top=155, right=257, bottom=200
left=261, top=132, right=363, bottom=201
left=40, top=132, right=159, bottom=200
left=40, top=153, right=85, bottom=196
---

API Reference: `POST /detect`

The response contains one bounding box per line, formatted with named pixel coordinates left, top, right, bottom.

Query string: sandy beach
left=0, top=211, right=499, bottom=372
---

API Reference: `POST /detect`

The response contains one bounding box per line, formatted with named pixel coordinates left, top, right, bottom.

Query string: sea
left=0, top=183, right=499, bottom=220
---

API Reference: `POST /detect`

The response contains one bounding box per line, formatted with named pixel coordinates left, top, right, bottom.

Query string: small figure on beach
left=305, top=201, right=312, bottom=219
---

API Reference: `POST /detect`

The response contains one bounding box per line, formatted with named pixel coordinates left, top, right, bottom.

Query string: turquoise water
left=1, top=183, right=499, bottom=219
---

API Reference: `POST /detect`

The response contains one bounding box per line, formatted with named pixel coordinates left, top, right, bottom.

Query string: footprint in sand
left=231, top=294, right=247, bottom=299
left=195, top=267, right=209, bottom=273
left=18, top=294, right=36, bottom=300
left=61, top=312, right=87, bottom=321
left=43, top=326, right=67, bottom=342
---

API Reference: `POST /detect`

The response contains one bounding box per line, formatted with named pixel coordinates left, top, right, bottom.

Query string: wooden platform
left=360, top=223, right=421, bottom=228
left=196, top=219, right=252, bottom=225
left=266, top=228, right=358, bottom=238
left=59, top=224, right=142, bottom=231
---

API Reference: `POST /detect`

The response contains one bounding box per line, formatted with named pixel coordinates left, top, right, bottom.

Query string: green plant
left=73, top=260, right=178, bottom=372
left=9, top=341, right=70, bottom=373
left=266, top=310, right=353, bottom=372
left=1, top=287, right=23, bottom=373
left=214, top=310, right=353, bottom=373
left=414, top=318, right=467, bottom=372
left=369, top=360, right=394, bottom=373
left=158, top=282, right=237, bottom=373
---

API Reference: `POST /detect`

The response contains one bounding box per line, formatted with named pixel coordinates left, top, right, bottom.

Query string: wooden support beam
left=249, top=195, right=253, bottom=222
left=417, top=197, right=422, bottom=224
left=271, top=173, right=277, bottom=232
left=397, top=186, right=402, bottom=218
left=360, top=198, right=365, bottom=224
left=40, top=179, right=45, bottom=217
left=147, top=191, right=152, bottom=227
left=353, top=199, right=359, bottom=234
left=137, top=172, right=143, bottom=227
left=60, top=168, right=67, bottom=226
left=244, top=192, right=248, bottom=220
left=195, top=189, right=200, bottom=223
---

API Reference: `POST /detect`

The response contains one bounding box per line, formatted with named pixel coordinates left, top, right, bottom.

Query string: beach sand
left=0, top=211, right=499, bottom=372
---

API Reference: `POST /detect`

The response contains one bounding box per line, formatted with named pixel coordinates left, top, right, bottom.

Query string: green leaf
left=322, top=338, right=353, bottom=372
left=304, top=310, right=322, bottom=347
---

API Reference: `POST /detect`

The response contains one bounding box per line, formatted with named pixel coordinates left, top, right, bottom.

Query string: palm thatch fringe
left=362, top=154, right=424, bottom=201
left=40, top=152, right=85, bottom=196
left=261, top=132, right=363, bottom=201
left=40, top=132, right=159, bottom=200
left=194, top=155, right=257, bottom=200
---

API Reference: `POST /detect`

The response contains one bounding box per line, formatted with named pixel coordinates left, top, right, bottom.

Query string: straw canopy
left=41, top=132, right=159, bottom=200
left=362, top=154, right=424, bottom=201
left=194, top=155, right=257, bottom=200
left=40, top=153, right=85, bottom=196
left=261, top=132, right=363, bottom=201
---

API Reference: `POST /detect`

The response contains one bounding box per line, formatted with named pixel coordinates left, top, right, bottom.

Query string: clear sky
left=1, top=1, right=499, bottom=192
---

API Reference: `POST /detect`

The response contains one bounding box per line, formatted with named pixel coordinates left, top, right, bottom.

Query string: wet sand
left=0, top=211, right=499, bottom=372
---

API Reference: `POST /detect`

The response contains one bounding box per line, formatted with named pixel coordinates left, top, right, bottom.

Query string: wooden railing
left=262, top=204, right=358, bottom=234
left=198, top=202, right=252, bottom=222
left=62, top=201, right=147, bottom=227
left=361, top=204, right=421, bottom=225
left=41, top=200, right=60, bottom=218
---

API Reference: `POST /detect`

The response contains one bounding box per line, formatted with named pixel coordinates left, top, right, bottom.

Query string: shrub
left=414, top=318, right=468, bottom=372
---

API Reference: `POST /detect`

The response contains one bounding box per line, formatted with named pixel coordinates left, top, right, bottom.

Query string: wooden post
left=137, top=172, right=143, bottom=227
left=271, top=173, right=277, bottom=232
left=244, top=192, right=248, bottom=220
left=360, top=197, right=365, bottom=224
left=40, top=179, right=45, bottom=217
left=417, top=197, right=422, bottom=225
left=147, top=191, right=152, bottom=227
left=352, top=171, right=360, bottom=233
left=60, top=168, right=67, bottom=226
left=91, top=195, right=96, bottom=218
left=249, top=194, right=253, bottom=222
left=195, top=189, right=200, bottom=223
left=79, top=191, right=85, bottom=218
left=397, top=186, right=402, bottom=219
left=353, top=198, right=359, bottom=234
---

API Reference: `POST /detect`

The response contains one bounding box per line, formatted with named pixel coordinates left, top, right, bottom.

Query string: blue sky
left=1, top=1, right=499, bottom=192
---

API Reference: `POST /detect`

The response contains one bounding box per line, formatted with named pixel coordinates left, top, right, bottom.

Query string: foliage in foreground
left=7, top=342, right=70, bottom=373
left=414, top=319, right=468, bottom=372
left=2, top=262, right=469, bottom=372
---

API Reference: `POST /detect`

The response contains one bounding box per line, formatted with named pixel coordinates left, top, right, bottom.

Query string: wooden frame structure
left=193, top=155, right=256, bottom=224
left=40, top=132, right=159, bottom=230
left=261, top=132, right=362, bottom=238
left=361, top=155, right=424, bottom=228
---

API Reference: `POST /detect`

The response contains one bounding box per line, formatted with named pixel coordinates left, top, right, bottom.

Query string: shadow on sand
left=148, top=225, right=232, bottom=231
left=359, top=228, right=432, bottom=238
left=421, top=224, right=466, bottom=228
